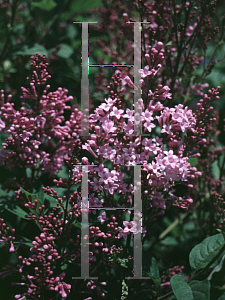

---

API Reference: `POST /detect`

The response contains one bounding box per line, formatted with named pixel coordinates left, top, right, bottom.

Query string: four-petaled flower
left=110, top=106, right=124, bottom=119
left=138, top=65, right=152, bottom=78
left=123, top=221, right=136, bottom=233
left=102, top=120, right=117, bottom=133
left=97, top=212, right=109, bottom=224
left=117, top=227, right=127, bottom=239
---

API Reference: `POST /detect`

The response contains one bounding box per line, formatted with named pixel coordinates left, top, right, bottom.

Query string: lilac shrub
left=92, top=0, right=224, bottom=107
left=92, top=0, right=225, bottom=238
left=0, top=1, right=225, bottom=299
left=0, top=48, right=222, bottom=299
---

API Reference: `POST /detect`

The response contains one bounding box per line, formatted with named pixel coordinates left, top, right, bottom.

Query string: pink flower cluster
left=156, top=104, right=196, bottom=134
left=0, top=27, right=222, bottom=297
left=0, top=54, right=83, bottom=187
left=0, top=217, right=72, bottom=299
left=83, top=76, right=203, bottom=212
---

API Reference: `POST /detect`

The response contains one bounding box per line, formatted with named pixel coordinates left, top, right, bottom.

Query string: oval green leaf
left=149, top=257, right=161, bottom=289
left=189, top=280, right=210, bottom=300
left=170, top=275, right=194, bottom=300
left=31, top=0, right=56, bottom=11
left=171, top=276, right=210, bottom=300
left=189, top=233, right=225, bottom=271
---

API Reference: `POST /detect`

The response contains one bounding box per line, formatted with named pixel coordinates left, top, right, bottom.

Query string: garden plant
left=0, top=0, right=225, bottom=299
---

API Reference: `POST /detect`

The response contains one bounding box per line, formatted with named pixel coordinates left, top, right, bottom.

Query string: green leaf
left=212, top=160, right=220, bottom=180
left=15, top=236, right=33, bottom=248
left=149, top=257, right=161, bottom=289
left=73, top=221, right=81, bottom=229
left=31, top=0, right=57, bottom=11
left=166, top=41, right=173, bottom=46
left=183, top=221, right=196, bottom=232
left=125, top=211, right=130, bottom=222
left=70, top=0, right=103, bottom=13
left=57, top=165, right=69, bottom=180
left=170, top=275, right=193, bottom=300
left=26, top=168, right=32, bottom=178
left=67, top=25, right=78, bottom=41
left=160, top=236, right=178, bottom=246
left=57, top=44, right=73, bottom=59
left=189, top=280, right=210, bottom=300
left=12, top=43, right=48, bottom=56
left=188, top=157, right=198, bottom=167
left=5, top=206, right=30, bottom=220
left=37, top=185, right=45, bottom=203
left=0, top=184, right=15, bottom=199
left=170, top=276, right=210, bottom=300
left=189, top=233, right=225, bottom=271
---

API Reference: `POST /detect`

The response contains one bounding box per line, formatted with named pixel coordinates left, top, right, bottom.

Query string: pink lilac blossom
left=0, top=20, right=221, bottom=298
left=123, top=221, right=136, bottom=233
left=97, top=212, right=109, bottom=224
left=0, top=54, right=79, bottom=180
left=138, top=65, right=153, bottom=78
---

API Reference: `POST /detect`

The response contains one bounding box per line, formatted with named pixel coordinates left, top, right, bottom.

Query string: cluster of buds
left=161, top=265, right=185, bottom=289
left=0, top=218, right=16, bottom=252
